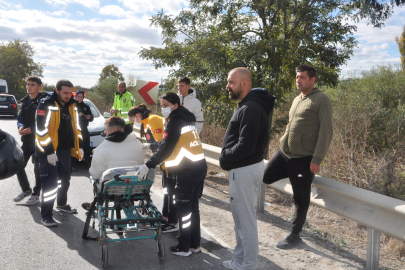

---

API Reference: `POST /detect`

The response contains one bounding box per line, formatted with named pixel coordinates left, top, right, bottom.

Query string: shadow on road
left=200, top=192, right=364, bottom=269
left=22, top=200, right=280, bottom=269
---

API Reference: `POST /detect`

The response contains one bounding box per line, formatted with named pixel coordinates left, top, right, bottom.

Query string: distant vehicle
left=0, top=94, right=18, bottom=117
left=0, top=79, right=8, bottom=94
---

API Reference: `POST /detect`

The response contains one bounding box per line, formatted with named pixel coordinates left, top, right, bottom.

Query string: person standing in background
left=220, top=67, right=275, bottom=270
left=110, top=81, right=135, bottom=135
left=263, top=65, right=333, bottom=249
left=74, top=90, right=93, bottom=168
left=177, top=76, right=204, bottom=134
left=13, top=76, right=47, bottom=205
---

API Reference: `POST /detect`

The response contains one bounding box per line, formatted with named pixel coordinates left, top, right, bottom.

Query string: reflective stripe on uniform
left=39, top=137, right=51, bottom=146
left=181, top=125, right=197, bottom=134
left=43, top=187, right=58, bottom=202
left=35, top=138, right=45, bottom=152
left=36, top=106, right=58, bottom=136
left=165, top=148, right=205, bottom=167
left=182, top=212, right=191, bottom=228
left=75, top=107, right=81, bottom=131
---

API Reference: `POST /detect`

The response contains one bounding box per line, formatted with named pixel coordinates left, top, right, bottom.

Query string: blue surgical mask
left=161, top=105, right=174, bottom=117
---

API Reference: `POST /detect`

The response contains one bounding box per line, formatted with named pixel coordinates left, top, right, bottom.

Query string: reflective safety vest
left=35, top=94, right=83, bottom=160
left=164, top=125, right=205, bottom=172
left=111, top=91, right=134, bottom=124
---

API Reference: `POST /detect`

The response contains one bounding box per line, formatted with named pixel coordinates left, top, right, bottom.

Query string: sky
left=0, top=0, right=404, bottom=88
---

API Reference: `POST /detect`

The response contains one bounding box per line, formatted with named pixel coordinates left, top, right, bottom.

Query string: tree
left=395, top=25, right=405, bottom=71
left=0, top=39, right=44, bottom=99
left=87, top=76, right=120, bottom=106
left=42, top=83, right=55, bottom=92
left=139, top=0, right=360, bottom=105
left=99, top=64, right=124, bottom=82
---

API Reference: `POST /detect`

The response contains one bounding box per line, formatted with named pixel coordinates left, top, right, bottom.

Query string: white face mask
left=161, top=105, right=174, bottom=117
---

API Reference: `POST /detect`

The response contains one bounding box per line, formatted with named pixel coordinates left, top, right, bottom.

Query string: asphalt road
left=0, top=116, right=234, bottom=270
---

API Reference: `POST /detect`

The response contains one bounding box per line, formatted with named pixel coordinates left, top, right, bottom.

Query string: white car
left=84, top=98, right=106, bottom=149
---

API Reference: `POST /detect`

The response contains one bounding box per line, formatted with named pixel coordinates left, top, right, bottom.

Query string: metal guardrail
left=133, top=126, right=405, bottom=270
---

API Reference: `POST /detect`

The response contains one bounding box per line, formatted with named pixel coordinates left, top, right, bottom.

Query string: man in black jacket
left=220, top=68, right=275, bottom=270
left=13, top=76, right=47, bottom=205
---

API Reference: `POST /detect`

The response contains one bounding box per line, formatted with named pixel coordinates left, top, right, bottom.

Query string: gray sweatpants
left=228, top=160, right=264, bottom=270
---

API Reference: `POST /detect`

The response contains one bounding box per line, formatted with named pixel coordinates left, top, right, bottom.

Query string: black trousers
left=263, top=149, right=314, bottom=234
left=40, top=149, right=71, bottom=220
left=16, top=146, right=41, bottom=195
left=162, top=172, right=178, bottom=224
left=175, top=167, right=207, bottom=250
left=81, top=127, right=91, bottom=163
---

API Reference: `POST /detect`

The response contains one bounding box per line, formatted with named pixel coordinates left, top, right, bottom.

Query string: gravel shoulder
left=197, top=164, right=405, bottom=270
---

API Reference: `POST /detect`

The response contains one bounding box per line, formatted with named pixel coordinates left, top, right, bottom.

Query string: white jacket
left=89, top=133, right=145, bottom=179
left=178, top=88, right=204, bottom=133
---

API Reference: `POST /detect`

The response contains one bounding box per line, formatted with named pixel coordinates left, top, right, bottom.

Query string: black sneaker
left=81, top=202, right=91, bottom=211
left=41, top=217, right=58, bottom=227
left=275, top=233, right=302, bottom=249
left=169, top=245, right=192, bottom=257
left=56, top=204, right=77, bottom=214
left=162, top=224, right=179, bottom=233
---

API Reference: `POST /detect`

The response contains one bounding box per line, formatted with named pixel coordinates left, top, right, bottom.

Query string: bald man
left=220, top=68, right=275, bottom=270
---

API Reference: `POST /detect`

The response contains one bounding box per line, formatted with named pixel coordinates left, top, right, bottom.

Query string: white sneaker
left=13, top=190, right=31, bottom=202
left=26, top=195, right=39, bottom=205
left=223, top=260, right=242, bottom=270
left=190, top=246, right=201, bottom=253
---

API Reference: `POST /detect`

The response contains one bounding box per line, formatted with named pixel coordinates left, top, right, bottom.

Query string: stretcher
left=82, top=166, right=164, bottom=269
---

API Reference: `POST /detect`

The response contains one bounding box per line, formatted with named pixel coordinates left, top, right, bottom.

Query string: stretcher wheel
left=101, top=242, right=108, bottom=269
left=157, top=235, right=165, bottom=263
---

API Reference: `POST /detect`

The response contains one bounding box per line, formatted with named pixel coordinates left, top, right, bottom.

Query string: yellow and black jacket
left=35, top=91, right=83, bottom=159
left=147, top=107, right=206, bottom=174
left=140, top=110, right=165, bottom=143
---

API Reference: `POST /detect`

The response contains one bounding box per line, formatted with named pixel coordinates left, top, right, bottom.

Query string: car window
left=0, top=96, right=15, bottom=102
left=84, top=101, right=100, bottom=117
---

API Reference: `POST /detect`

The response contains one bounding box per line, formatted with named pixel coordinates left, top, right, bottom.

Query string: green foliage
left=325, top=65, right=405, bottom=151
left=140, top=0, right=359, bottom=108
left=395, top=25, right=405, bottom=71
left=87, top=76, right=120, bottom=106
left=0, top=39, right=44, bottom=99
left=99, top=64, right=124, bottom=82
left=42, top=83, right=55, bottom=92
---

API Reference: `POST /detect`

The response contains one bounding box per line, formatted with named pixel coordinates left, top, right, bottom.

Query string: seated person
left=89, top=116, right=145, bottom=180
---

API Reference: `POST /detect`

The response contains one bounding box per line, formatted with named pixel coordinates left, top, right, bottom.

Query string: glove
left=47, top=153, right=58, bottom=166
left=142, top=143, right=150, bottom=150
left=79, top=148, right=84, bottom=161
left=136, top=164, right=149, bottom=180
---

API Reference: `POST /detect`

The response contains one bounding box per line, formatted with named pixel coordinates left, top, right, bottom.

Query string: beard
left=57, top=93, right=70, bottom=104
left=227, top=83, right=242, bottom=100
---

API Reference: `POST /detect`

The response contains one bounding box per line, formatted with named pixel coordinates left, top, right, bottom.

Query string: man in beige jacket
left=263, top=65, right=333, bottom=249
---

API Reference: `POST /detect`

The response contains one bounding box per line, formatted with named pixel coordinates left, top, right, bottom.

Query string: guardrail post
left=257, top=183, right=265, bottom=213
left=366, top=228, right=380, bottom=270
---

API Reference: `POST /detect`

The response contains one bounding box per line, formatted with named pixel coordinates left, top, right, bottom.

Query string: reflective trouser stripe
left=182, top=212, right=191, bottom=228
